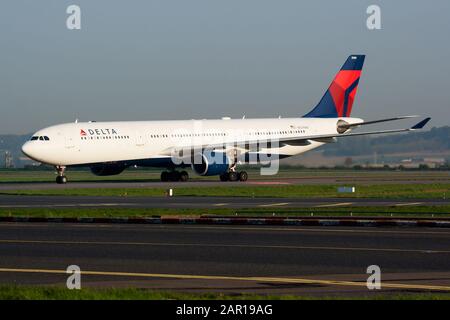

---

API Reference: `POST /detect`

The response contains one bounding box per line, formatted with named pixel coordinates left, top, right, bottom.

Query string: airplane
left=21, top=55, right=431, bottom=184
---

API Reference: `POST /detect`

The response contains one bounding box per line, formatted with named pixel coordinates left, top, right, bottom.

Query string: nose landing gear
left=55, top=166, right=67, bottom=184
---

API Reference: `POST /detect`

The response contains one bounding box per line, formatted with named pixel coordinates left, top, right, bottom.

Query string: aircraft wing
left=162, top=117, right=431, bottom=155
left=231, top=117, right=430, bottom=147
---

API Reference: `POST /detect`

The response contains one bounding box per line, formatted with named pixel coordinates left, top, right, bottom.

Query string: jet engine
left=191, top=150, right=231, bottom=176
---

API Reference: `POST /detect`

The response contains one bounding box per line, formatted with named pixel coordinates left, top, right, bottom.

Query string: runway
left=1, top=194, right=449, bottom=209
left=0, top=222, right=449, bottom=295
left=0, top=171, right=449, bottom=191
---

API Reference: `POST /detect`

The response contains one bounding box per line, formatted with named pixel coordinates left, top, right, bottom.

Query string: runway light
left=338, top=186, right=355, bottom=193
left=166, top=189, right=173, bottom=197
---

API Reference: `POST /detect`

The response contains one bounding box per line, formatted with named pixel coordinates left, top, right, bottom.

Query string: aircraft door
left=135, top=131, right=145, bottom=147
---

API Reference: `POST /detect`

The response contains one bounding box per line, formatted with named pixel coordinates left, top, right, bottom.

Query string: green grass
left=0, top=169, right=162, bottom=183
left=2, top=184, right=449, bottom=199
left=0, top=206, right=449, bottom=219
left=0, top=286, right=449, bottom=300
left=0, top=286, right=230, bottom=300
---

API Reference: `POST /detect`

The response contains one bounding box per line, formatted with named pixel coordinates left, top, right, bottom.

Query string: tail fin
left=303, top=55, right=365, bottom=118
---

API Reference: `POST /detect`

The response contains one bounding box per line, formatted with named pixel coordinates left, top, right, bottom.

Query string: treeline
left=278, top=164, right=450, bottom=171
left=322, top=126, right=450, bottom=156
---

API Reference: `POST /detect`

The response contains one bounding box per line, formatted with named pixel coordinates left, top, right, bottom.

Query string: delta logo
left=80, top=128, right=118, bottom=136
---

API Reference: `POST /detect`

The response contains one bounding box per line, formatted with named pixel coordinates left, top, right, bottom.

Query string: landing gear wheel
left=228, top=171, right=238, bottom=182
left=219, top=173, right=229, bottom=182
left=56, top=176, right=67, bottom=184
left=238, top=171, right=248, bottom=182
left=55, top=166, right=67, bottom=184
left=180, top=171, right=189, bottom=182
left=169, top=171, right=181, bottom=182
left=161, top=171, right=169, bottom=182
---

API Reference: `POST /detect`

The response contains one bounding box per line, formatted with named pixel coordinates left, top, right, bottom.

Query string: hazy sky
left=1, top=0, right=449, bottom=134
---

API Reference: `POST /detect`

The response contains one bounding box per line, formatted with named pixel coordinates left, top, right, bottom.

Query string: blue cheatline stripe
left=343, top=78, right=360, bottom=117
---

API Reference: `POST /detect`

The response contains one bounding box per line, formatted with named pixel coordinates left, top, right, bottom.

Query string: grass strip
left=0, top=206, right=449, bottom=219
left=1, top=184, right=449, bottom=198
left=0, top=286, right=449, bottom=300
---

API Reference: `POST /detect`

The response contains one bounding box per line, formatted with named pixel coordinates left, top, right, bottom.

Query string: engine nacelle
left=336, top=119, right=350, bottom=134
left=90, top=163, right=126, bottom=176
left=192, top=151, right=231, bottom=176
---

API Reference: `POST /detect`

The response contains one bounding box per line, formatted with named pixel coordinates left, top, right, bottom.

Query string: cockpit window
left=30, top=135, right=50, bottom=141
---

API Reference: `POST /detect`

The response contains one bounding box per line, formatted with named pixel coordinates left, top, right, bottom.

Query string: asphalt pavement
left=0, top=222, right=449, bottom=295
left=0, top=194, right=449, bottom=209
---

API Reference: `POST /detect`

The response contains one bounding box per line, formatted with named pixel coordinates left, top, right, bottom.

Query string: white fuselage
left=22, top=117, right=362, bottom=167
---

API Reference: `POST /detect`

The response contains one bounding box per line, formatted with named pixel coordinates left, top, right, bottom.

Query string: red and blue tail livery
left=304, top=55, right=365, bottom=118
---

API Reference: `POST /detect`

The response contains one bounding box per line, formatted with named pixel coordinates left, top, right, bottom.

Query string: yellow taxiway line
left=0, top=267, right=449, bottom=291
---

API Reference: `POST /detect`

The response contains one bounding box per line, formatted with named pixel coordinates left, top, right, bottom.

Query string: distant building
left=3, top=151, right=14, bottom=168
left=423, top=158, right=446, bottom=165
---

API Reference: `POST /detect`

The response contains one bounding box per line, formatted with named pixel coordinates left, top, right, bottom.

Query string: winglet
left=411, top=117, right=431, bottom=130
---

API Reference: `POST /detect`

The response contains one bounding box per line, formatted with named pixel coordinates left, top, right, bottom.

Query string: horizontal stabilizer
left=338, top=115, right=420, bottom=129
left=308, top=117, right=432, bottom=142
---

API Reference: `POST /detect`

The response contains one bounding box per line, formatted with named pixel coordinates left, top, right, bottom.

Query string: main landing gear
left=55, top=166, right=68, bottom=184
left=219, top=171, right=248, bottom=182
left=160, top=170, right=189, bottom=182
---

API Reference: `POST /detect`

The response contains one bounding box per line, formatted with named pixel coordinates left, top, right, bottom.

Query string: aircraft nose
left=21, top=142, right=37, bottom=160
